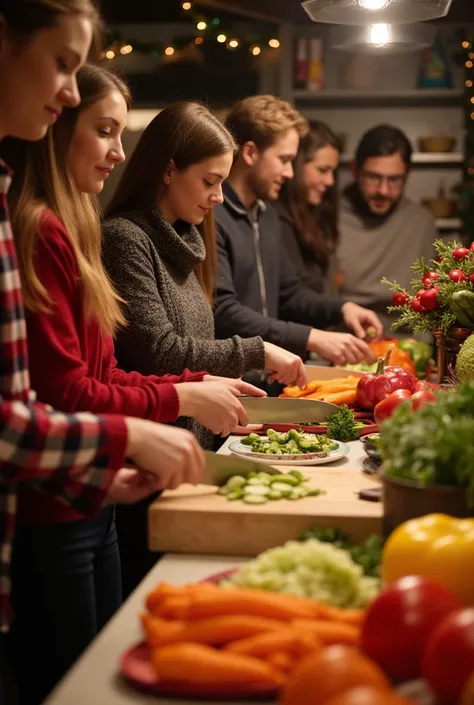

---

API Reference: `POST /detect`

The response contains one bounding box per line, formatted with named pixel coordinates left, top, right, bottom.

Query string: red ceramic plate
left=120, top=641, right=278, bottom=700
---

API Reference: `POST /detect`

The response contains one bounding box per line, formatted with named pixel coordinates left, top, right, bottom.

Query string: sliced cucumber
left=226, top=475, right=247, bottom=491
left=243, top=485, right=270, bottom=497
left=271, top=481, right=299, bottom=494
left=227, top=488, right=244, bottom=501
left=268, top=490, right=283, bottom=500
left=243, top=494, right=268, bottom=505
left=270, top=474, right=300, bottom=487
left=217, top=486, right=229, bottom=495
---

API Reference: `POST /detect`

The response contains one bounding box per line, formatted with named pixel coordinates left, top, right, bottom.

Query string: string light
left=227, top=39, right=240, bottom=49
left=463, top=41, right=471, bottom=49
left=196, top=21, right=207, bottom=30
left=195, top=36, right=204, bottom=45
left=471, top=96, right=474, bottom=104
left=105, top=50, right=115, bottom=60
left=182, top=1, right=192, bottom=9
left=120, top=44, right=133, bottom=55
left=211, top=17, right=220, bottom=25
left=165, top=46, right=175, bottom=56
left=268, top=38, right=280, bottom=48
left=217, top=34, right=227, bottom=43
left=467, top=60, right=474, bottom=69
left=467, top=80, right=473, bottom=88
left=471, top=111, right=474, bottom=120
left=250, top=45, right=261, bottom=56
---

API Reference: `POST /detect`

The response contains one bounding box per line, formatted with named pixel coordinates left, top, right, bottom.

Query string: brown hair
left=225, top=95, right=308, bottom=151
left=4, top=63, right=131, bottom=335
left=105, top=101, right=237, bottom=303
left=279, top=122, right=342, bottom=268
left=0, top=0, right=103, bottom=57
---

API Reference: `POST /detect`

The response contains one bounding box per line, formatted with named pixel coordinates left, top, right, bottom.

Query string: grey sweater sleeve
left=102, top=220, right=265, bottom=378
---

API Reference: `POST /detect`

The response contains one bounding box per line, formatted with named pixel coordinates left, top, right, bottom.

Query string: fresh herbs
left=380, top=382, right=474, bottom=505
left=324, top=405, right=366, bottom=443
left=298, top=527, right=383, bottom=578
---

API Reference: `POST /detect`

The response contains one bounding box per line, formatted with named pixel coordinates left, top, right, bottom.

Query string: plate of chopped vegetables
left=229, top=429, right=350, bottom=466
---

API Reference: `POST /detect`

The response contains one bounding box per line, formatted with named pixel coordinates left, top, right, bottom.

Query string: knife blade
left=240, top=397, right=339, bottom=424
left=201, top=450, right=282, bottom=486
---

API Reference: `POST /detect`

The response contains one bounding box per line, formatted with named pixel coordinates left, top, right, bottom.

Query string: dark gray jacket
left=214, top=184, right=343, bottom=359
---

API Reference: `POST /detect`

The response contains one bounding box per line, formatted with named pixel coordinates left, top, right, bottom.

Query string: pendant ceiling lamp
left=329, top=22, right=437, bottom=54
left=301, top=0, right=454, bottom=25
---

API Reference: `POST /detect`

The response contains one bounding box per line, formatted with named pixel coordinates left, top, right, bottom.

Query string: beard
left=248, top=170, right=279, bottom=202
left=346, top=182, right=402, bottom=223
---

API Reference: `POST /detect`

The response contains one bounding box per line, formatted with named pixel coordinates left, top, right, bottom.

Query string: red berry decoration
left=449, top=269, right=467, bottom=283
left=411, top=298, right=425, bottom=313
left=419, top=287, right=439, bottom=312
left=392, top=291, right=410, bottom=307
left=452, top=247, right=470, bottom=261
left=470, top=273, right=474, bottom=286
left=415, top=289, right=425, bottom=298
left=470, top=241, right=474, bottom=251
left=422, top=272, right=439, bottom=289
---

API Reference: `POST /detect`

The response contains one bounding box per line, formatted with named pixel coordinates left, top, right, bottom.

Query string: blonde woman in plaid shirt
left=0, top=0, right=205, bottom=699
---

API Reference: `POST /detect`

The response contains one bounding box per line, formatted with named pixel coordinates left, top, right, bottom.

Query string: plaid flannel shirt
left=0, top=160, right=128, bottom=631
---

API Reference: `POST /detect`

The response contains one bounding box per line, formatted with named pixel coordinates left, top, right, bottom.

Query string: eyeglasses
left=361, top=171, right=406, bottom=189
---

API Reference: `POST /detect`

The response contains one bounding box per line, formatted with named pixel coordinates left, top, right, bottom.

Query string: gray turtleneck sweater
left=102, top=209, right=265, bottom=448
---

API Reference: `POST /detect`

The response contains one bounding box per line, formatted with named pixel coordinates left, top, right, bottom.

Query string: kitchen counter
left=148, top=437, right=382, bottom=554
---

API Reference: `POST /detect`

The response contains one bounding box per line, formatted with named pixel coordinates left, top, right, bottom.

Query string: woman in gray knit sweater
left=102, top=102, right=306, bottom=449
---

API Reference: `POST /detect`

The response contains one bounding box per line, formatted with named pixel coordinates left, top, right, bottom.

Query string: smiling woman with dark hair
left=276, top=121, right=342, bottom=295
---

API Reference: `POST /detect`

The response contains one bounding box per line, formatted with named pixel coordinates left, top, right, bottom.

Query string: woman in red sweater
left=3, top=64, right=263, bottom=705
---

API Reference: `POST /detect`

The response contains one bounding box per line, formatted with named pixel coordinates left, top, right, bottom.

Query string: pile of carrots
left=140, top=581, right=364, bottom=694
left=280, top=376, right=361, bottom=407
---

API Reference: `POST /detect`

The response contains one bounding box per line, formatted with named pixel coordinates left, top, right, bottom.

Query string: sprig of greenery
left=382, top=239, right=474, bottom=334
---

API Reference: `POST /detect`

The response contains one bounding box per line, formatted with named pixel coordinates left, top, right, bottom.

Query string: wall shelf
left=293, top=89, right=464, bottom=108
left=339, top=152, right=463, bottom=166
left=435, top=218, right=462, bottom=230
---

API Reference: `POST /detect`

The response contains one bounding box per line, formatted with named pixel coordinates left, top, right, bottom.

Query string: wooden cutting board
left=148, top=440, right=382, bottom=556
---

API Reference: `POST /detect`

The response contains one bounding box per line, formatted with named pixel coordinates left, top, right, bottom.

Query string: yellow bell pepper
left=382, top=513, right=474, bottom=606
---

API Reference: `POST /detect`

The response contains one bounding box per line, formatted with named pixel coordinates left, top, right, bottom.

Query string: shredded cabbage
left=223, top=539, right=379, bottom=608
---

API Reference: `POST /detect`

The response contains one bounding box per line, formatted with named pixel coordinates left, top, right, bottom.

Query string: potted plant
left=382, top=239, right=474, bottom=383
left=378, top=382, right=474, bottom=538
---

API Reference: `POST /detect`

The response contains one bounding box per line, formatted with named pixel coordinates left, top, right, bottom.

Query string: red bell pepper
left=356, top=346, right=417, bottom=411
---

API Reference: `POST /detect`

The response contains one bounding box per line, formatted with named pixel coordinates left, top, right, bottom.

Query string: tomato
left=279, top=645, right=389, bottom=705
left=449, top=269, right=467, bottom=283
left=324, top=686, right=414, bottom=705
left=374, top=389, right=412, bottom=424
left=422, top=608, right=474, bottom=705
left=411, top=389, right=436, bottom=410
left=418, top=288, right=439, bottom=311
left=453, top=247, right=470, bottom=261
left=392, top=292, right=409, bottom=307
left=460, top=672, right=474, bottom=705
left=361, top=576, right=461, bottom=682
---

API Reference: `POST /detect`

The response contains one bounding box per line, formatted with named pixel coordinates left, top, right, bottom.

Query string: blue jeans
left=9, top=507, right=121, bottom=705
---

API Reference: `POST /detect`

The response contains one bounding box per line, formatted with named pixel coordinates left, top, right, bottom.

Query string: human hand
left=125, top=419, right=204, bottom=488
left=176, top=382, right=250, bottom=437
left=341, top=302, right=384, bottom=341
left=307, top=329, right=374, bottom=366
left=263, top=342, right=307, bottom=387
left=203, top=376, right=266, bottom=397
left=103, top=468, right=162, bottom=506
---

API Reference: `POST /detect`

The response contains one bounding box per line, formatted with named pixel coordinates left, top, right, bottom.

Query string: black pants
left=9, top=508, right=121, bottom=705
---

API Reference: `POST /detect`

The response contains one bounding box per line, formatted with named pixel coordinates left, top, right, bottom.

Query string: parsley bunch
left=325, top=405, right=366, bottom=443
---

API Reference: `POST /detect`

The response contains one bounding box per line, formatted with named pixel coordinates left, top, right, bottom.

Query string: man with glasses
left=336, top=124, right=437, bottom=334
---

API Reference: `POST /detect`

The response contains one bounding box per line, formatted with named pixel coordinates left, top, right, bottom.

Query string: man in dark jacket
left=214, top=95, right=383, bottom=366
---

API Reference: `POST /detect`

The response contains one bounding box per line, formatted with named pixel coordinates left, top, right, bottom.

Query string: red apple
left=449, top=269, right=467, bottom=283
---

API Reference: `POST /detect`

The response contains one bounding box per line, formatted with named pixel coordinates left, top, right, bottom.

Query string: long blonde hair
left=105, top=101, right=237, bottom=304
left=4, top=64, right=131, bottom=335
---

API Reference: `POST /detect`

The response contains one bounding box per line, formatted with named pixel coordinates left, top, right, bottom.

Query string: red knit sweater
left=18, top=211, right=206, bottom=524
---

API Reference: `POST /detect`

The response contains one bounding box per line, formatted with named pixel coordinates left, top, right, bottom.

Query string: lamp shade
left=302, top=0, right=453, bottom=25
left=329, top=22, right=437, bottom=54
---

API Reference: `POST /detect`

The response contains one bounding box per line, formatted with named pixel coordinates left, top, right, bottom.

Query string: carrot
left=150, top=642, right=285, bottom=688
left=290, top=619, right=360, bottom=646
left=317, top=390, right=358, bottom=406
left=225, top=627, right=322, bottom=659
left=140, top=613, right=185, bottom=648
left=267, top=650, right=296, bottom=673
left=318, top=606, right=365, bottom=627
left=157, top=595, right=191, bottom=620
left=187, top=588, right=318, bottom=621
left=155, top=614, right=284, bottom=647
left=145, top=582, right=188, bottom=612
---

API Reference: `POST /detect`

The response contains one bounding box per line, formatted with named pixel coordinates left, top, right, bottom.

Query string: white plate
left=228, top=439, right=350, bottom=466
